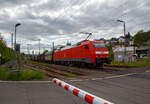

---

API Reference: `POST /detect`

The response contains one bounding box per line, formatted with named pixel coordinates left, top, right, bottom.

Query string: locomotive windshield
left=93, top=43, right=106, bottom=48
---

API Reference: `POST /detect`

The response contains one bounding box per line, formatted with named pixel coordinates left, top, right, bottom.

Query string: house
left=105, top=39, right=118, bottom=47
left=110, top=40, right=118, bottom=46
left=118, top=36, right=125, bottom=43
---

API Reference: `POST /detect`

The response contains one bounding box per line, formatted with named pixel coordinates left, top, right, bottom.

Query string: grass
left=0, top=67, right=46, bottom=80
left=68, top=73, right=76, bottom=78
left=109, top=58, right=150, bottom=67
left=68, top=66, right=76, bottom=78
left=27, top=60, right=48, bottom=66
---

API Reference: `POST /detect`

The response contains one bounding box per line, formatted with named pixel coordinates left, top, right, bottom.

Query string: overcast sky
left=0, top=0, right=150, bottom=54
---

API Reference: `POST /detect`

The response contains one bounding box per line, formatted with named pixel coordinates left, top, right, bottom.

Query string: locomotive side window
left=84, top=44, right=89, bottom=49
left=93, top=43, right=106, bottom=48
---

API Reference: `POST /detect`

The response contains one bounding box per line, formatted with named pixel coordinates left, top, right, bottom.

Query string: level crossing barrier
left=53, top=78, right=114, bottom=104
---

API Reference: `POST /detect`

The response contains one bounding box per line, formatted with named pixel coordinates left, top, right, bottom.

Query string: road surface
left=0, top=68, right=150, bottom=104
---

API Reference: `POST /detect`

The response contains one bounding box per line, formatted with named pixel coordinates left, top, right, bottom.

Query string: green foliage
left=43, top=50, right=48, bottom=54
left=68, top=73, right=75, bottom=78
left=125, top=32, right=132, bottom=40
left=0, top=67, right=46, bottom=80
left=20, top=53, right=25, bottom=61
left=0, top=36, right=15, bottom=63
left=110, top=37, right=118, bottom=41
left=107, top=45, right=114, bottom=60
left=20, top=69, right=46, bottom=80
left=134, top=30, right=150, bottom=46
left=68, top=66, right=75, bottom=78
left=109, top=49, right=114, bottom=60
left=109, top=58, right=150, bottom=67
left=0, top=67, right=10, bottom=79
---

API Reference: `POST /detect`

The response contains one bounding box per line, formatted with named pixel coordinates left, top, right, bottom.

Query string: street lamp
left=117, top=19, right=126, bottom=62
left=14, top=23, right=21, bottom=74
left=117, top=20, right=126, bottom=37
left=14, top=23, right=21, bottom=50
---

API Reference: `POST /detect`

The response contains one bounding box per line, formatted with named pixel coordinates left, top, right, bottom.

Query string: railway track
left=24, top=61, right=88, bottom=79
left=34, top=65, right=69, bottom=76
left=24, top=61, right=121, bottom=79
left=41, top=64, right=86, bottom=75
left=30, top=62, right=86, bottom=75
left=23, top=64, right=66, bottom=78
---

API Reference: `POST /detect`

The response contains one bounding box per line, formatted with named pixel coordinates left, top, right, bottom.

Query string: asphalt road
left=0, top=68, right=150, bottom=104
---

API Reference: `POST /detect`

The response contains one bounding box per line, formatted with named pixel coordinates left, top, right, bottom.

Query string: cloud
left=0, top=0, right=150, bottom=54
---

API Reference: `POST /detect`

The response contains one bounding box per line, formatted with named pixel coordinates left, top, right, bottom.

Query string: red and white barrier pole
left=53, top=78, right=114, bottom=104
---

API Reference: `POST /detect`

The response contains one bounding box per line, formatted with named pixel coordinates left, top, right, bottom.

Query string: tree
left=125, top=32, right=132, bottom=40
left=0, top=35, right=15, bottom=64
left=134, top=30, right=150, bottom=46
left=137, top=30, right=144, bottom=34
left=110, top=37, right=118, bottom=41
left=43, top=50, right=48, bottom=54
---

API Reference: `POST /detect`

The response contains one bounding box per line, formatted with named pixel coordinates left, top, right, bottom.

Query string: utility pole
left=52, top=42, right=54, bottom=63
left=11, top=33, right=13, bottom=49
left=27, top=44, right=30, bottom=55
left=117, top=20, right=126, bottom=62
left=123, top=21, right=127, bottom=62
left=32, top=50, right=34, bottom=56
left=38, top=39, right=41, bottom=55
left=27, top=44, right=31, bottom=59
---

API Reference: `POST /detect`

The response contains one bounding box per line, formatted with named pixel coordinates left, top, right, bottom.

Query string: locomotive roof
left=76, top=40, right=104, bottom=45
left=56, top=40, right=105, bottom=51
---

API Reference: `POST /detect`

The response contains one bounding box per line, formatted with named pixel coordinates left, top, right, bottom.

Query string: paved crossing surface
left=0, top=68, right=150, bottom=104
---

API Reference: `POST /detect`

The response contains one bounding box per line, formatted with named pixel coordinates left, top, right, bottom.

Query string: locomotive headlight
left=96, top=51, right=102, bottom=54
left=103, top=51, right=109, bottom=54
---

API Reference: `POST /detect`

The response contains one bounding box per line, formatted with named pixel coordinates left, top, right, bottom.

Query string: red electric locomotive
left=53, top=40, right=110, bottom=67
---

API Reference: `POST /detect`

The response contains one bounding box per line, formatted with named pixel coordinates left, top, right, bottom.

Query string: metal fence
left=113, top=46, right=136, bottom=62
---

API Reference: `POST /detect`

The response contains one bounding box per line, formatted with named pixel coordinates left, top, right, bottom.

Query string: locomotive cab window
left=93, top=43, right=106, bottom=48
left=84, top=44, right=89, bottom=49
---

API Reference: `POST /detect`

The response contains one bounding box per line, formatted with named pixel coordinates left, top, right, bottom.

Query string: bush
left=0, top=36, right=16, bottom=64
left=0, top=67, right=46, bottom=80
left=0, top=67, right=10, bottom=80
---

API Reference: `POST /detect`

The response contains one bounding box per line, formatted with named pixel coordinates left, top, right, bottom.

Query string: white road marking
left=70, top=73, right=137, bottom=82
left=69, top=79, right=83, bottom=82
left=145, top=70, right=150, bottom=73
left=89, top=70, right=150, bottom=81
